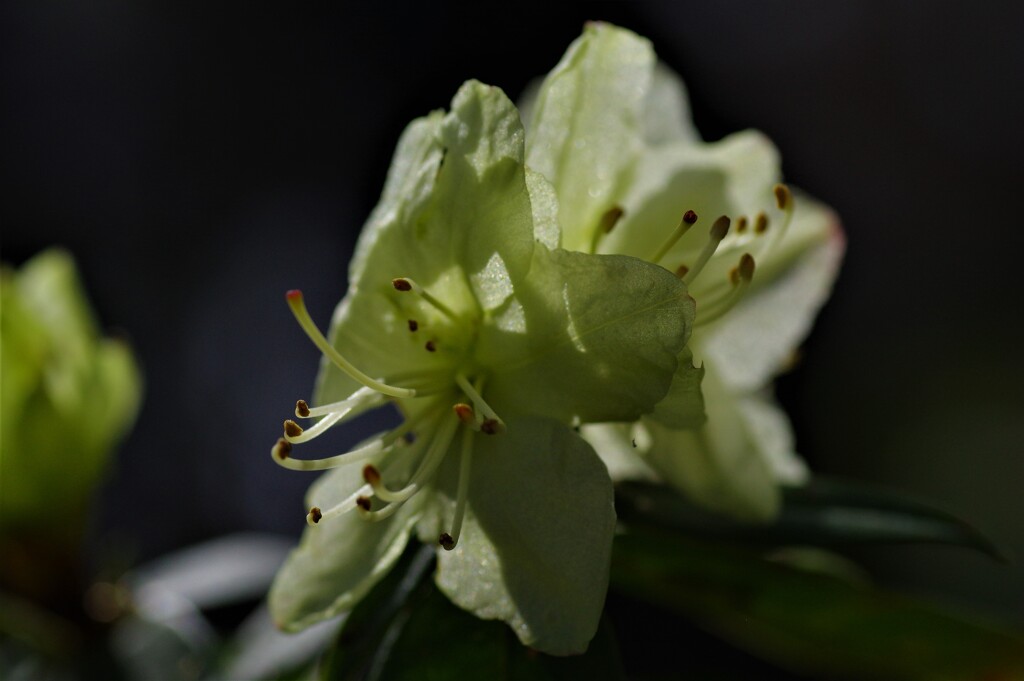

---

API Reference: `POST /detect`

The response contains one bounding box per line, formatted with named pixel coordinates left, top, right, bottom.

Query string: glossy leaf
left=611, top=527, right=1024, bottom=680
left=616, top=479, right=1005, bottom=560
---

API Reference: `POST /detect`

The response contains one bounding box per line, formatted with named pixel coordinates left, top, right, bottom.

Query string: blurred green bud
left=1, top=249, right=142, bottom=534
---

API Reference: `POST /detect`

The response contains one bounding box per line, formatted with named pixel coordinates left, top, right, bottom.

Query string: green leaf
left=325, top=573, right=624, bottom=681
left=320, top=543, right=435, bottom=681
left=616, top=478, right=1006, bottom=560
left=611, top=527, right=1024, bottom=681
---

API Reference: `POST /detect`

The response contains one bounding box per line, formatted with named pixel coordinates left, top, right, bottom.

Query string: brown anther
left=598, top=205, right=625, bottom=234
left=735, top=216, right=749, bottom=233
left=425, top=340, right=437, bottom=352
left=683, top=209, right=699, bottom=225
left=284, top=420, right=304, bottom=438
left=362, top=464, right=382, bottom=485
left=754, top=212, right=769, bottom=234
left=273, top=438, right=292, bottom=460
left=355, top=496, right=372, bottom=511
left=481, top=418, right=502, bottom=435
left=453, top=403, right=475, bottom=424
left=407, top=319, right=419, bottom=332
left=738, top=253, right=756, bottom=281
left=710, top=215, right=731, bottom=241
left=295, top=400, right=310, bottom=418
left=392, top=278, right=412, bottom=292
left=773, top=183, right=792, bottom=210
left=439, top=533, right=455, bottom=550
left=729, top=266, right=740, bottom=286
left=308, top=507, right=322, bottom=524
left=675, top=264, right=690, bottom=278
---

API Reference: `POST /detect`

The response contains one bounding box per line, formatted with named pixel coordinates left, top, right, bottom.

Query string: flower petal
left=647, top=346, right=706, bottom=429
left=526, top=22, right=654, bottom=253
left=601, top=130, right=781, bottom=268
left=432, top=417, right=616, bottom=655
left=640, top=362, right=786, bottom=521
left=700, top=195, right=845, bottom=392
left=316, top=80, right=538, bottom=404
left=482, top=247, right=694, bottom=424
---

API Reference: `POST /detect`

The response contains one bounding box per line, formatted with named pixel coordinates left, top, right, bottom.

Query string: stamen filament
left=441, top=425, right=474, bottom=551
left=283, top=411, right=345, bottom=444
left=273, top=404, right=439, bottom=472
left=695, top=254, right=755, bottom=328
left=392, top=278, right=459, bottom=322
left=649, top=210, right=698, bottom=265
left=311, top=483, right=373, bottom=524
left=455, top=374, right=505, bottom=434
left=366, top=413, right=459, bottom=505
left=297, top=386, right=381, bottom=418
left=286, top=290, right=416, bottom=399
left=682, top=216, right=731, bottom=286
left=356, top=498, right=406, bottom=521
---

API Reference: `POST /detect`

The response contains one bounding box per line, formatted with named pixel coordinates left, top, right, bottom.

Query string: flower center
left=640, top=182, right=794, bottom=327
left=273, top=284, right=503, bottom=552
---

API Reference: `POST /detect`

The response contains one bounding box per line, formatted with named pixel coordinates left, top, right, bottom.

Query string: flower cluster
left=268, top=23, right=842, bottom=654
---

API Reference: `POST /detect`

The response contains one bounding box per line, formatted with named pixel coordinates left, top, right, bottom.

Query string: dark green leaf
left=321, top=541, right=624, bottom=681
left=615, top=478, right=1006, bottom=560
left=320, top=543, right=435, bottom=681
left=611, top=526, right=1024, bottom=681
left=367, top=585, right=624, bottom=681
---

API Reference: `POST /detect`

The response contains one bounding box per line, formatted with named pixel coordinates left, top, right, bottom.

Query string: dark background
left=3, top=0, right=1022, bottom=650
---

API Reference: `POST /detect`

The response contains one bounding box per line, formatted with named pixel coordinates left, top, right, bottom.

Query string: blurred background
left=2, top=0, right=1022, bottom=667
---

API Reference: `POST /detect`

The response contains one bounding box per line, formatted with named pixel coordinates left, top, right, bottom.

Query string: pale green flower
left=0, top=249, right=141, bottom=535
left=524, top=23, right=844, bottom=520
left=268, top=80, right=696, bottom=654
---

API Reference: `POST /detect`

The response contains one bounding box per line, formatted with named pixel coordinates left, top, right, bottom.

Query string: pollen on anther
left=439, top=533, right=455, bottom=550
left=481, top=418, right=502, bottom=435
left=362, top=464, right=381, bottom=485
left=774, top=183, right=792, bottom=210
left=710, top=215, right=731, bottom=241
left=735, top=216, right=749, bottom=233
left=739, top=253, right=756, bottom=281
left=273, top=438, right=292, bottom=460
left=598, top=205, right=625, bottom=234
left=392, top=278, right=413, bottom=292
left=407, top=319, right=419, bottom=332
left=355, top=496, right=372, bottom=511
left=675, top=264, right=690, bottom=278
left=295, top=400, right=310, bottom=418
left=308, top=507, right=322, bottom=524
left=453, top=403, right=475, bottom=424
left=683, top=210, right=698, bottom=225
left=284, top=420, right=303, bottom=438
left=754, top=212, right=769, bottom=234
left=425, top=340, right=437, bottom=352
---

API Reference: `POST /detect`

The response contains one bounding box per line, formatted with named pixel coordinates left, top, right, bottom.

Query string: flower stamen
left=392, top=278, right=459, bottom=322
left=286, top=290, right=416, bottom=399
left=650, top=209, right=698, bottom=265
left=681, top=216, right=730, bottom=285
left=455, top=374, right=505, bottom=434
left=695, top=253, right=756, bottom=327
left=440, top=424, right=474, bottom=551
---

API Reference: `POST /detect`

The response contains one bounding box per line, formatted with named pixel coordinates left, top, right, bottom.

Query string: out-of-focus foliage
left=0, top=248, right=142, bottom=536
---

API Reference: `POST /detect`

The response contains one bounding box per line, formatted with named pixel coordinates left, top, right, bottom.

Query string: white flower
left=523, top=23, right=845, bottom=520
